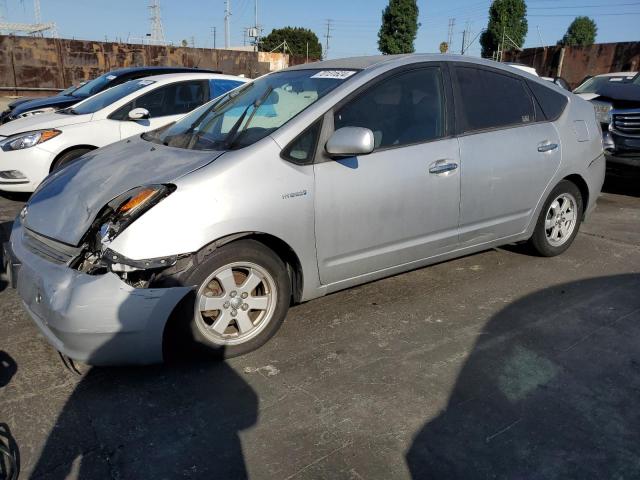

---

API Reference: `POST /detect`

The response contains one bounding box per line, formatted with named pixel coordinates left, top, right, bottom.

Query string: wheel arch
left=50, top=144, right=98, bottom=172
left=562, top=173, right=589, bottom=219
left=194, top=231, right=305, bottom=305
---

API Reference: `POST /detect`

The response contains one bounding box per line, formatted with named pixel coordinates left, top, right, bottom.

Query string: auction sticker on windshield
left=311, top=70, right=357, bottom=80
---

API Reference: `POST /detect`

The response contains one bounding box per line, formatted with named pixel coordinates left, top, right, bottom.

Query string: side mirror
left=128, top=107, right=150, bottom=120
left=326, top=127, right=375, bottom=158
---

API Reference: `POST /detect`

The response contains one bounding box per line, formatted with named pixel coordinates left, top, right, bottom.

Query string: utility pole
left=324, top=19, right=332, bottom=60
left=460, top=29, right=466, bottom=55
left=211, top=26, right=217, bottom=49
left=224, top=0, right=231, bottom=49
left=447, top=18, right=455, bottom=52
left=536, top=25, right=544, bottom=48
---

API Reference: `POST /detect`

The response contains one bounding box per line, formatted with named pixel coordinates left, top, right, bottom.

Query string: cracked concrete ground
left=0, top=171, right=639, bottom=479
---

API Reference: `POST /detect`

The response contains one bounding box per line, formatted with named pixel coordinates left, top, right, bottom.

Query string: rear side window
left=335, top=67, right=446, bottom=149
left=455, top=67, right=535, bottom=132
left=527, top=80, right=568, bottom=121
left=210, top=79, right=244, bottom=99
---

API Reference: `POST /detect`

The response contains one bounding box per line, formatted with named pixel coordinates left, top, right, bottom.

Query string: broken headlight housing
left=97, top=184, right=175, bottom=245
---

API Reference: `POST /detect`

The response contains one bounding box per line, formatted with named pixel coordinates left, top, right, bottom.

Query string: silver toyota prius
left=6, top=54, right=605, bottom=365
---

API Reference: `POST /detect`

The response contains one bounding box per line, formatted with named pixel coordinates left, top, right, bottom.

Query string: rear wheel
left=51, top=148, right=93, bottom=171
left=178, top=240, right=291, bottom=359
left=529, top=180, right=583, bottom=257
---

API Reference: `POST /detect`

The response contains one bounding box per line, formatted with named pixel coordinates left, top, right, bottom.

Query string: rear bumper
left=9, top=219, right=191, bottom=365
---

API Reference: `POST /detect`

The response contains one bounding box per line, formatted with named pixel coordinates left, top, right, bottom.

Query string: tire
left=172, top=239, right=291, bottom=359
left=529, top=180, right=583, bottom=257
left=51, top=148, right=93, bottom=171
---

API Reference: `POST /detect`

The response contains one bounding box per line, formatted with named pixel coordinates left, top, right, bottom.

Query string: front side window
left=64, top=79, right=156, bottom=115
left=334, top=67, right=445, bottom=149
left=146, top=69, right=356, bottom=151
left=455, top=67, right=535, bottom=132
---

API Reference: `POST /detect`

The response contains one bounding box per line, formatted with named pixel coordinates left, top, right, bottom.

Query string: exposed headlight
left=16, top=107, right=57, bottom=118
left=0, top=129, right=61, bottom=152
left=592, top=101, right=613, bottom=125
left=96, top=184, right=174, bottom=244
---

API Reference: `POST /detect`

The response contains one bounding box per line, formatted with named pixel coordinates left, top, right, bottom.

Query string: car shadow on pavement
left=603, top=167, right=640, bottom=197
left=30, top=291, right=257, bottom=479
left=406, top=273, right=640, bottom=479
left=30, top=358, right=257, bottom=479
left=0, top=351, right=17, bottom=389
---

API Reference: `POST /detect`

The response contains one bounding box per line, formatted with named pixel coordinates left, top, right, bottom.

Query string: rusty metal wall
left=0, top=35, right=289, bottom=96
left=504, top=42, right=640, bottom=88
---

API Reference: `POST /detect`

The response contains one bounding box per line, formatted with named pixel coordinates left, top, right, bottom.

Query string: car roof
left=593, top=72, right=637, bottom=78
left=134, top=72, right=248, bottom=84
left=283, top=54, right=543, bottom=76
left=107, top=66, right=223, bottom=76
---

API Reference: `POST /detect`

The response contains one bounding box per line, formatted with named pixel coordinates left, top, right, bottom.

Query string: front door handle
left=429, top=160, right=458, bottom=175
left=538, top=142, right=558, bottom=153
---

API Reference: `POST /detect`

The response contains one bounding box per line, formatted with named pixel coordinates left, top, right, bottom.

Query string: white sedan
left=0, top=72, right=247, bottom=192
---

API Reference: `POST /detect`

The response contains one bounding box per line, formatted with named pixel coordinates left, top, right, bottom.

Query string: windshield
left=59, top=84, right=80, bottom=96
left=71, top=72, right=119, bottom=97
left=145, top=69, right=358, bottom=151
left=574, top=75, right=634, bottom=94
left=63, top=79, right=155, bottom=115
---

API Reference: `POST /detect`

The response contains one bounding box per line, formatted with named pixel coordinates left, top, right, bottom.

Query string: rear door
left=117, top=80, right=210, bottom=139
left=314, top=65, right=461, bottom=284
left=452, top=65, right=561, bottom=245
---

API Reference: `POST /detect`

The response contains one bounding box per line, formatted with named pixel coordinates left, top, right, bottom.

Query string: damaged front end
left=69, top=183, right=192, bottom=288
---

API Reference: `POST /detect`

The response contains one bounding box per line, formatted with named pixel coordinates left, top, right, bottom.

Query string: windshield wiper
left=224, top=86, right=274, bottom=150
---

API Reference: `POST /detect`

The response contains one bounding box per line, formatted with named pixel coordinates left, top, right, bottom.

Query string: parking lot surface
left=0, top=172, right=639, bottom=479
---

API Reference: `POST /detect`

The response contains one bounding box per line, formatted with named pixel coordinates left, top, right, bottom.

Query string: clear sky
left=2, top=0, right=639, bottom=58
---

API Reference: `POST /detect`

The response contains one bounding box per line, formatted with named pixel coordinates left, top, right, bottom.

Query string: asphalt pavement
left=0, top=171, right=639, bottom=479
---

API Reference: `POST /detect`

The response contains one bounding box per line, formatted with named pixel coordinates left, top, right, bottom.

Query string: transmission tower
left=324, top=19, right=332, bottom=60
left=447, top=18, right=455, bottom=52
left=148, top=0, right=166, bottom=45
left=0, top=0, right=57, bottom=37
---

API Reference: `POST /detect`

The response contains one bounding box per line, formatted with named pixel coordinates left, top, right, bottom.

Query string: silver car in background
left=6, top=54, right=605, bottom=365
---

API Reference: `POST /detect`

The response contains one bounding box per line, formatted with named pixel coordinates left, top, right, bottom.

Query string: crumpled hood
left=24, top=136, right=225, bottom=245
left=9, top=94, right=84, bottom=118
left=0, top=110, right=92, bottom=137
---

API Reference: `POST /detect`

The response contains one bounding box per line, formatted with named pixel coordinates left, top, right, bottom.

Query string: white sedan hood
left=24, top=135, right=225, bottom=246
left=0, top=111, right=92, bottom=137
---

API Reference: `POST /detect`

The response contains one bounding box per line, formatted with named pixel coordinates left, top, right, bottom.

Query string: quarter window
left=455, top=67, right=535, bottom=132
left=334, top=67, right=446, bottom=149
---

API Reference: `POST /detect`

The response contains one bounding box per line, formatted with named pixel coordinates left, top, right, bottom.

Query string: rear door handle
left=429, top=160, right=458, bottom=175
left=538, top=142, right=558, bottom=153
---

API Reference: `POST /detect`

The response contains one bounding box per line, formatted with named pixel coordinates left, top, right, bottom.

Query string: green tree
left=439, top=42, right=448, bottom=54
left=378, top=0, right=420, bottom=55
left=558, top=16, right=597, bottom=46
left=260, top=27, right=322, bottom=59
left=480, top=0, right=528, bottom=59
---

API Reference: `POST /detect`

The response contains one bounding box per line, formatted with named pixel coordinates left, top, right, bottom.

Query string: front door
left=314, top=66, right=461, bottom=285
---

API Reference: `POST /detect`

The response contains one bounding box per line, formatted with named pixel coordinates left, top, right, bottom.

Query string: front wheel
left=180, top=240, right=291, bottom=359
left=529, top=180, right=583, bottom=257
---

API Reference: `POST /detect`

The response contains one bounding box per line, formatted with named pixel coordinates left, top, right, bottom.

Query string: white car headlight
left=592, top=101, right=613, bottom=124
left=0, top=129, right=62, bottom=152
left=16, top=107, right=57, bottom=118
